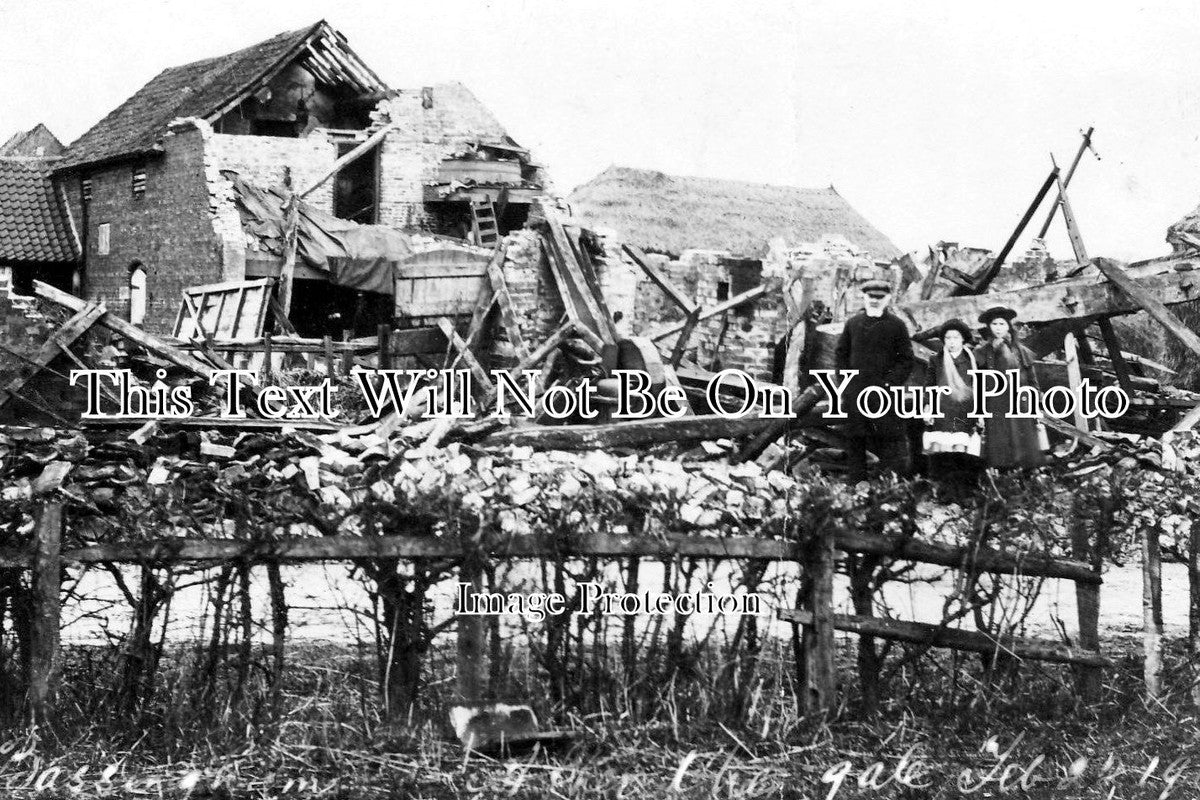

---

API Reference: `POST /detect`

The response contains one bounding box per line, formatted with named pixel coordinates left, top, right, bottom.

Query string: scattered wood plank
left=650, top=285, right=767, bottom=342
left=481, top=414, right=772, bottom=450
left=540, top=207, right=617, bottom=346
left=623, top=244, right=697, bottom=314
left=900, top=260, right=1200, bottom=333
left=1094, top=257, right=1200, bottom=359
left=779, top=609, right=1110, bottom=668
left=437, top=318, right=494, bottom=393
left=34, top=282, right=218, bottom=379
left=0, top=301, right=105, bottom=411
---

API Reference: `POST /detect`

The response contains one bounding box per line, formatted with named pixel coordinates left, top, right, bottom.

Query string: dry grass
left=3, top=633, right=1198, bottom=798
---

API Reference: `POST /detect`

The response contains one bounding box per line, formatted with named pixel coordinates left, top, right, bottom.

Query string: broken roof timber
left=898, top=257, right=1200, bottom=334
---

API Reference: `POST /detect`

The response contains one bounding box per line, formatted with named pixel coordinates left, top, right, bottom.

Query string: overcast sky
left=2, top=0, right=1198, bottom=261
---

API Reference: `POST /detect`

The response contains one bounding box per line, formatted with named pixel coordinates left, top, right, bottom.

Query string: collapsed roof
left=58, top=20, right=387, bottom=172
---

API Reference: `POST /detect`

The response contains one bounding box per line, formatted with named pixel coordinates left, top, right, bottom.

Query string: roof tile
left=0, top=158, right=78, bottom=263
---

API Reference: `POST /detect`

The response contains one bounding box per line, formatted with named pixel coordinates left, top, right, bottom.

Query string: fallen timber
left=480, top=414, right=777, bottom=450
left=0, top=532, right=1100, bottom=584
left=897, top=257, right=1200, bottom=334
left=779, top=609, right=1110, bottom=668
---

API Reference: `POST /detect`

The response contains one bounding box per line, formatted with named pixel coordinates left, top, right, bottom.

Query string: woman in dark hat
left=923, top=318, right=983, bottom=483
left=973, top=306, right=1045, bottom=469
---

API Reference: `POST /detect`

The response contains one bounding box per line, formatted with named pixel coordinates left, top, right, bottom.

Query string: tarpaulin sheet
left=225, top=172, right=412, bottom=295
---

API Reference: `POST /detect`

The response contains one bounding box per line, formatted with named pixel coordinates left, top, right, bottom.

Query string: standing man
left=835, top=271, right=916, bottom=482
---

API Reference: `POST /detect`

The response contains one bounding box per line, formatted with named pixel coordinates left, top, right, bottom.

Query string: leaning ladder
left=471, top=200, right=500, bottom=248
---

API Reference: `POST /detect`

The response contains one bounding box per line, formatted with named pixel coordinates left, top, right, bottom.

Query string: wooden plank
left=1039, top=414, right=1108, bottom=450
left=437, top=318, right=494, bottom=392
left=668, top=307, right=702, bottom=370
left=801, top=523, right=836, bottom=714
left=957, top=167, right=1059, bottom=295
left=28, top=502, right=62, bottom=725
left=1063, top=333, right=1090, bottom=433
left=649, top=285, right=767, bottom=342
left=35, top=282, right=217, bottom=378
left=487, top=262, right=530, bottom=361
left=1143, top=525, right=1164, bottom=699
left=79, top=416, right=342, bottom=432
left=900, top=261, right=1200, bottom=333
left=623, top=244, right=697, bottom=314
left=540, top=207, right=617, bottom=344
left=780, top=609, right=1110, bottom=668
left=299, top=121, right=397, bottom=199
left=1072, top=492, right=1102, bottom=700
left=1097, top=318, right=1134, bottom=394
left=0, top=532, right=1093, bottom=583
left=1094, top=257, right=1200, bottom=359
left=0, top=301, right=105, bottom=410
left=481, top=414, right=772, bottom=450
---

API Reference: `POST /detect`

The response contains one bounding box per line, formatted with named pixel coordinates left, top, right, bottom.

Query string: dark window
left=716, top=281, right=730, bottom=303
left=131, top=165, right=146, bottom=198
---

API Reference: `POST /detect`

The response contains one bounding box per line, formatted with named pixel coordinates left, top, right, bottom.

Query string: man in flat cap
left=834, top=272, right=916, bottom=482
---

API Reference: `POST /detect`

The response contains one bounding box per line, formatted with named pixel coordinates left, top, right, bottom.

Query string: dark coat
left=973, top=337, right=1044, bottom=468
left=835, top=310, right=915, bottom=439
left=926, top=349, right=977, bottom=434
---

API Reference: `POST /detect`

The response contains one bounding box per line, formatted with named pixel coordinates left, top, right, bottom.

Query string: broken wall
left=63, top=123, right=224, bottom=331
left=375, top=84, right=546, bottom=232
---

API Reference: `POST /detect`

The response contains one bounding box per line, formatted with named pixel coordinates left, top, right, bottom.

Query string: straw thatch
left=567, top=166, right=900, bottom=260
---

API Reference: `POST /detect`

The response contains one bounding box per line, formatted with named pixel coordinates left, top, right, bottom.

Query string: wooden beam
left=899, top=261, right=1200, bottom=333
left=650, top=285, right=767, bottom=343
left=0, top=533, right=1102, bottom=585
left=779, top=609, right=1110, bottom=668
left=437, top=318, right=494, bottom=392
left=668, top=307, right=702, bottom=369
left=540, top=209, right=617, bottom=345
left=957, top=166, right=1059, bottom=295
left=1097, top=318, right=1134, bottom=394
left=34, top=282, right=216, bottom=378
left=28, top=503, right=62, bottom=725
left=1063, top=332, right=1090, bottom=433
left=623, top=244, right=697, bottom=314
left=1094, top=257, right=1200, bottom=359
left=486, top=261, right=530, bottom=361
left=299, top=121, right=397, bottom=199
left=0, top=301, right=104, bottom=410
left=481, top=414, right=773, bottom=450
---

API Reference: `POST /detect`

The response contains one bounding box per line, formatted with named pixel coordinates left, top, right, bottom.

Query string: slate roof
left=59, top=22, right=331, bottom=171
left=0, top=158, right=78, bottom=263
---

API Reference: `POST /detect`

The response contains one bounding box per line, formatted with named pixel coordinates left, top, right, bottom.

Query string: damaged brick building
left=9, top=21, right=546, bottom=334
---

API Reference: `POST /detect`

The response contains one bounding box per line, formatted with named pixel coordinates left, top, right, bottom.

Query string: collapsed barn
left=3, top=23, right=1200, bottom=757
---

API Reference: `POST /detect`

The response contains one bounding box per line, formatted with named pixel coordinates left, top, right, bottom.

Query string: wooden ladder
left=471, top=200, right=500, bottom=248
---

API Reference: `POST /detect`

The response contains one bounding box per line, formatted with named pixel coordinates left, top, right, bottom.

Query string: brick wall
left=73, top=125, right=223, bottom=332
left=375, top=83, right=529, bottom=232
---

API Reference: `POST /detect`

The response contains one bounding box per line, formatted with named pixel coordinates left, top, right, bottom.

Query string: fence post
left=1070, top=494, right=1101, bottom=701
left=323, top=336, right=335, bottom=377
left=378, top=324, right=391, bottom=370
left=802, top=522, right=836, bottom=715
left=28, top=502, right=62, bottom=727
left=1142, top=526, right=1163, bottom=700
left=456, top=554, right=489, bottom=703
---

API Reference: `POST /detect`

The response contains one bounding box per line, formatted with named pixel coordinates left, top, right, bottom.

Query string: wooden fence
left=11, top=497, right=1112, bottom=723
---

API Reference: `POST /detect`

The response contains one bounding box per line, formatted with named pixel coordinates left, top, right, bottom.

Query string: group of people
left=833, top=272, right=1044, bottom=483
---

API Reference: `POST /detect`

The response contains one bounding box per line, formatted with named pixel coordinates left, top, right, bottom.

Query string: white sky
left=2, top=0, right=1199, bottom=261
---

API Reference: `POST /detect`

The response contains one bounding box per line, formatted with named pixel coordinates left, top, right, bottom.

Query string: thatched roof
left=567, top=166, right=900, bottom=260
